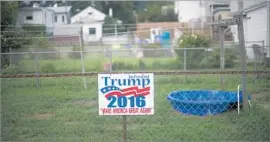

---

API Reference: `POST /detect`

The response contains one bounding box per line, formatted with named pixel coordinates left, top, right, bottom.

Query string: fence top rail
left=0, top=47, right=251, bottom=55
left=1, top=71, right=269, bottom=78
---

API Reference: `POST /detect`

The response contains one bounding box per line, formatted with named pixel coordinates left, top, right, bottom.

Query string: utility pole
left=237, top=0, right=249, bottom=112
left=210, top=0, right=249, bottom=112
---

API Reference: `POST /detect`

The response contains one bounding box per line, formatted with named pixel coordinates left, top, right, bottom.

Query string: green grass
left=5, top=53, right=269, bottom=74
left=1, top=74, right=270, bottom=141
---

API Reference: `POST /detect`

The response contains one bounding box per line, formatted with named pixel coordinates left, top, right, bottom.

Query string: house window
left=89, top=28, right=96, bottom=35
left=55, top=16, right=57, bottom=22
left=88, top=12, right=92, bottom=15
left=62, top=16, right=65, bottom=22
left=26, top=16, right=33, bottom=20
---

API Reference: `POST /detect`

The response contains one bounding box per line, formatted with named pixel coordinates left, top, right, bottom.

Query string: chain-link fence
left=1, top=43, right=270, bottom=141
left=1, top=72, right=269, bottom=141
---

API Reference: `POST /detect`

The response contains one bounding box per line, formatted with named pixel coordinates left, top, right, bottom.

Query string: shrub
left=199, top=48, right=238, bottom=69
left=2, top=64, right=19, bottom=74
left=177, top=33, right=211, bottom=48
left=41, top=63, right=56, bottom=73
left=174, top=34, right=212, bottom=69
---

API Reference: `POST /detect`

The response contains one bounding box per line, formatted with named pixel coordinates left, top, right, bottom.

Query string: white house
left=174, top=0, right=230, bottom=22
left=174, top=1, right=203, bottom=22
left=230, top=1, right=270, bottom=59
left=70, top=6, right=107, bottom=42
left=16, top=7, right=54, bottom=33
left=47, top=5, right=72, bottom=25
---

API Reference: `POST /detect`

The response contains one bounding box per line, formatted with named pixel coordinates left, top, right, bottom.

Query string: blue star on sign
left=100, top=86, right=120, bottom=94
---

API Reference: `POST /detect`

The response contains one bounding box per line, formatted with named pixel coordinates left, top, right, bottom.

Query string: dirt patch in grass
left=26, top=113, right=55, bottom=119
left=72, top=98, right=97, bottom=107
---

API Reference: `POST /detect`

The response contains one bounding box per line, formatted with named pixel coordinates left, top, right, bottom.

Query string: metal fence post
left=9, top=48, right=12, bottom=65
left=122, top=115, right=127, bottom=142
left=121, top=28, right=129, bottom=142
left=35, top=52, right=39, bottom=88
left=79, top=27, right=87, bottom=89
left=219, top=24, right=225, bottom=89
left=237, top=8, right=249, bottom=112
left=184, top=48, right=187, bottom=71
left=184, top=48, right=187, bottom=83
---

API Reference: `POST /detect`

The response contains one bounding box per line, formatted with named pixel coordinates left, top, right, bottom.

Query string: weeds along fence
left=1, top=45, right=267, bottom=74
left=1, top=44, right=269, bottom=87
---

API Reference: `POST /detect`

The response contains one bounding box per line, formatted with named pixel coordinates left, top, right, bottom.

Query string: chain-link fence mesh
left=1, top=73, right=270, bottom=141
left=1, top=43, right=270, bottom=141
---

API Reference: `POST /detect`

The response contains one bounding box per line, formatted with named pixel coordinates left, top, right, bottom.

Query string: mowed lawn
left=1, top=74, right=270, bottom=141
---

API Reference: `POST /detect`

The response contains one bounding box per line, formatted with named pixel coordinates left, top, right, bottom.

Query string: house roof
left=71, top=6, right=106, bottom=18
left=20, top=7, right=54, bottom=13
left=231, top=1, right=267, bottom=16
left=46, top=6, right=72, bottom=13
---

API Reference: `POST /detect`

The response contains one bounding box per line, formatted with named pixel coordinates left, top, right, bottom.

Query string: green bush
left=2, top=64, right=19, bottom=74
left=41, top=63, right=56, bottom=73
left=199, top=48, right=238, bottom=69
left=174, top=34, right=212, bottom=69
left=177, top=33, right=211, bottom=48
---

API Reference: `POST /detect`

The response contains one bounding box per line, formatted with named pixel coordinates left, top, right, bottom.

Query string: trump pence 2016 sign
left=98, top=73, right=154, bottom=115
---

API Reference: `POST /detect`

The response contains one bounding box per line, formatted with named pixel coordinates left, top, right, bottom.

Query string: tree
left=102, top=16, right=127, bottom=35
left=137, top=3, right=178, bottom=22
left=1, top=1, right=32, bottom=66
left=102, top=1, right=136, bottom=30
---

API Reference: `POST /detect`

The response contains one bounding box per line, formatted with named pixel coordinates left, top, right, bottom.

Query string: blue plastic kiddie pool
left=167, top=90, right=248, bottom=116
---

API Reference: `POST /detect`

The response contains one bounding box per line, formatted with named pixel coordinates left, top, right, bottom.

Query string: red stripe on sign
left=105, top=86, right=150, bottom=98
left=121, top=86, right=150, bottom=93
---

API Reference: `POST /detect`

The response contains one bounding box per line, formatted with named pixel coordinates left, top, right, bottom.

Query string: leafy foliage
left=200, top=48, right=238, bottom=69
left=175, top=34, right=212, bottom=69
left=175, top=34, right=239, bottom=69
left=102, top=16, right=127, bottom=34
left=137, top=3, right=178, bottom=22
left=177, top=34, right=211, bottom=48
left=2, top=64, right=19, bottom=74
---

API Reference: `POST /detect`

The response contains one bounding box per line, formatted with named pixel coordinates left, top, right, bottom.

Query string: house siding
left=82, top=23, right=103, bottom=42
left=17, top=10, right=44, bottom=25
left=43, top=9, right=54, bottom=28
left=244, top=6, right=267, bottom=59
left=54, top=13, right=69, bottom=25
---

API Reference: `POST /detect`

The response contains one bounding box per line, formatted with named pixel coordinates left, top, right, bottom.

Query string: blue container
left=161, top=31, right=171, bottom=48
left=167, top=90, right=246, bottom=116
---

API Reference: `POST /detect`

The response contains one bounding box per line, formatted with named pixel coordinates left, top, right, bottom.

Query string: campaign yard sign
left=98, top=73, right=154, bottom=115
